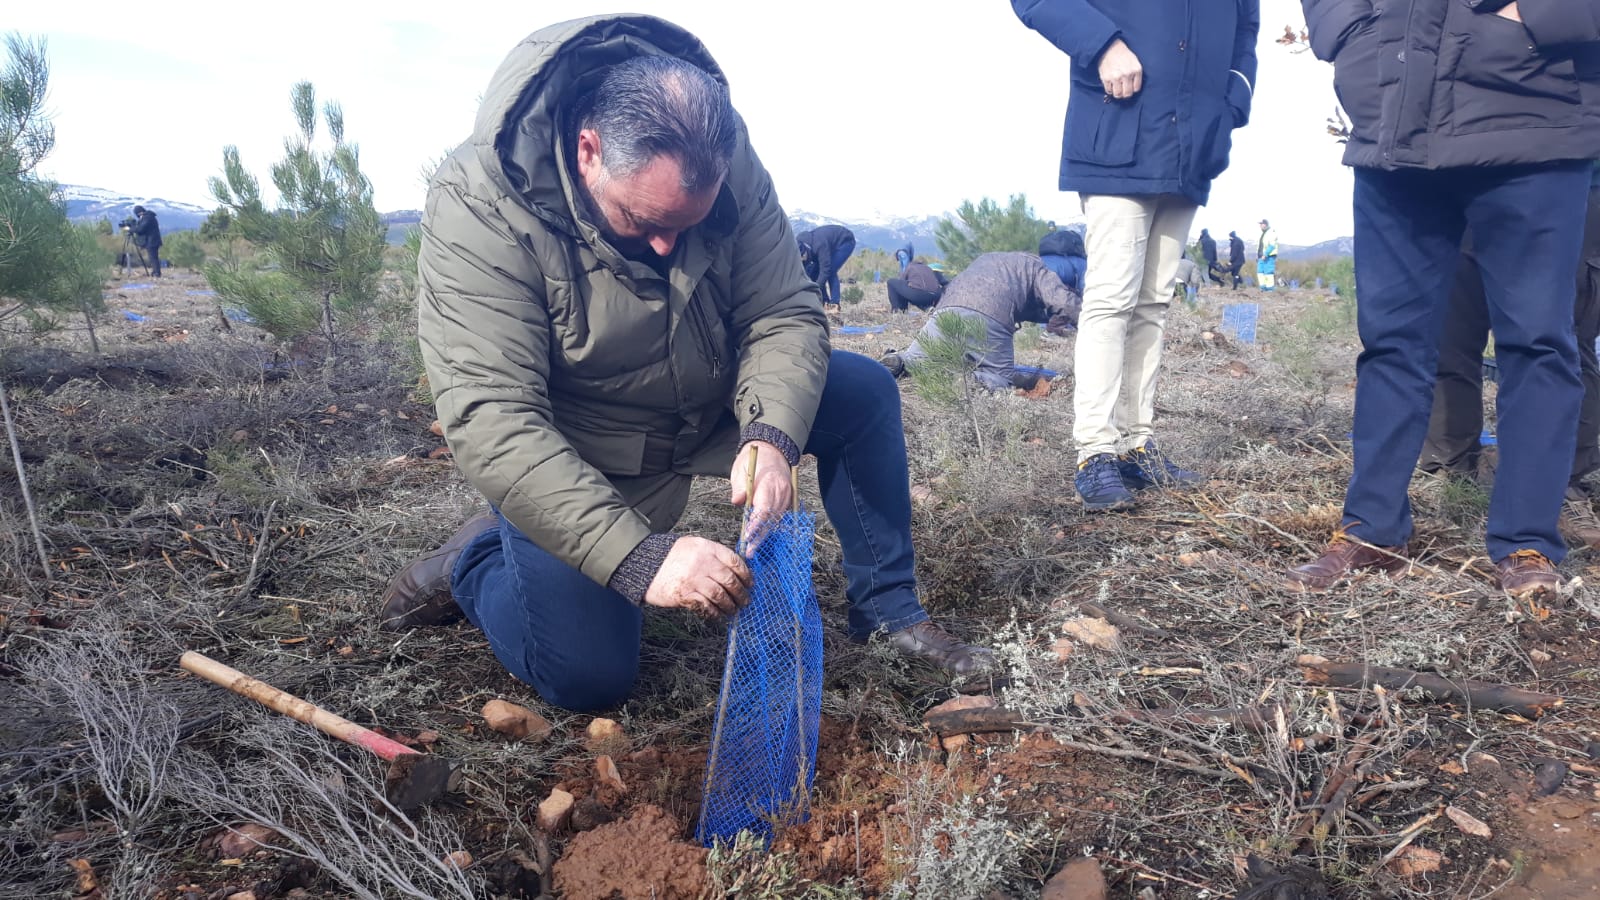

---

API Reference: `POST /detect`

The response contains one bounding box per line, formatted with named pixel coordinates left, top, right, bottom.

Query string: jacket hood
left=470, top=15, right=729, bottom=237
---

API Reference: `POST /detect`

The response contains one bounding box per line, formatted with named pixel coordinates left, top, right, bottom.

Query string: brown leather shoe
left=1495, top=549, right=1560, bottom=600
left=379, top=511, right=498, bottom=631
left=1559, top=488, right=1600, bottom=551
left=1284, top=533, right=1409, bottom=592
left=887, top=621, right=995, bottom=677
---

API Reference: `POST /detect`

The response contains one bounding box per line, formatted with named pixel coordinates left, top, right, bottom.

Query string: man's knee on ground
left=536, top=658, right=638, bottom=713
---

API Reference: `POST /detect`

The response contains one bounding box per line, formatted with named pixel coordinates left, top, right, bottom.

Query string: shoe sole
left=1081, top=496, right=1137, bottom=512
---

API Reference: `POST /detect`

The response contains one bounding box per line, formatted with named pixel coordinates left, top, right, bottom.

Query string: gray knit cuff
left=606, top=533, right=678, bottom=605
left=740, top=423, right=802, bottom=467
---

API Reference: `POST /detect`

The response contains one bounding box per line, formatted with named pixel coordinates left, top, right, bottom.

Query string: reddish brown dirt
left=551, top=804, right=707, bottom=900
left=1501, top=796, right=1600, bottom=898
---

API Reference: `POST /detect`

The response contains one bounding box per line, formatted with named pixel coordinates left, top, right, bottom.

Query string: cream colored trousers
left=1073, top=194, right=1198, bottom=462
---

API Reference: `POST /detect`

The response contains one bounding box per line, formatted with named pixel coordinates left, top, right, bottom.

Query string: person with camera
left=128, top=205, right=163, bottom=277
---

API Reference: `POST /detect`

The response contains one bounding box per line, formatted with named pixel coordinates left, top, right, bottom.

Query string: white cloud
left=20, top=0, right=1354, bottom=242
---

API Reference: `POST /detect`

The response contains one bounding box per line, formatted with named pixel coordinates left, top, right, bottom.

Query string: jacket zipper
left=685, top=294, right=723, bottom=380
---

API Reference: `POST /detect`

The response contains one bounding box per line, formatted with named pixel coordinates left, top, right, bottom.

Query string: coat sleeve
left=1301, top=0, right=1375, bottom=61
left=1504, top=0, right=1600, bottom=47
left=1011, top=0, right=1121, bottom=64
left=416, top=156, right=655, bottom=589
left=1227, top=2, right=1261, bottom=127
left=724, top=131, right=832, bottom=455
left=1033, top=261, right=1083, bottom=324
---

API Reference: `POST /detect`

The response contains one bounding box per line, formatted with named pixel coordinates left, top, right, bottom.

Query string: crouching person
left=880, top=251, right=1080, bottom=392
left=380, top=15, right=994, bottom=713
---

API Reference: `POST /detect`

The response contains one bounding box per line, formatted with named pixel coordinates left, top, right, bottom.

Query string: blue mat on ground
left=1221, top=303, right=1260, bottom=344
left=697, top=509, right=823, bottom=848
left=224, top=308, right=256, bottom=324
left=187, top=289, right=216, bottom=296
left=122, top=310, right=147, bottom=322
left=836, top=325, right=886, bottom=334
left=1015, top=365, right=1060, bottom=379
left=121, top=283, right=154, bottom=291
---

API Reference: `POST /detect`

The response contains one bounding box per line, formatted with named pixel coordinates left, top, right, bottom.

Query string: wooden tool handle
left=180, top=650, right=417, bottom=761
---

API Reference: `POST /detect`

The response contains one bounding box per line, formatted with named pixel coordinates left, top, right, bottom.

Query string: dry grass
left=2, top=274, right=1598, bottom=897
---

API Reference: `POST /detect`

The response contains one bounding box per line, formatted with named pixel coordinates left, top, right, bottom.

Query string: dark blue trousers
left=822, top=240, right=856, bottom=305
left=1344, top=163, right=1589, bottom=563
left=450, top=350, right=928, bottom=711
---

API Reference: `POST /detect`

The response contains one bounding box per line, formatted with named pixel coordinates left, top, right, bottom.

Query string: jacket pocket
left=558, top=420, right=648, bottom=477
left=1064, top=94, right=1141, bottom=168
left=1442, top=16, right=1583, bottom=135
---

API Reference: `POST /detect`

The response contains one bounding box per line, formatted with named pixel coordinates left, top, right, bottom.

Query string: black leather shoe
left=887, top=621, right=995, bottom=677
left=379, top=511, right=497, bottom=630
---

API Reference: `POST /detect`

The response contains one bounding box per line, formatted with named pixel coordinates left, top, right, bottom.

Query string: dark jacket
left=417, top=15, right=828, bottom=589
left=904, top=261, right=944, bottom=294
left=1200, top=230, right=1219, bottom=264
left=1303, top=0, right=1600, bottom=169
left=1229, top=234, right=1246, bottom=267
left=131, top=210, right=162, bottom=249
left=797, top=224, right=855, bottom=285
left=939, top=252, right=1082, bottom=328
left=1012, top=0, right=1260, bottom=205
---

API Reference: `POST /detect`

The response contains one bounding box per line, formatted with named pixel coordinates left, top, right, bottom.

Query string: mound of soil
left=551, top=804, right=707, bottom=900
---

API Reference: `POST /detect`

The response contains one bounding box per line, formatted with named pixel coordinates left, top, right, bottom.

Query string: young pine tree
left=933, top=194, right=1051, bottom=273
left=206, top=81, right=386, bottom=372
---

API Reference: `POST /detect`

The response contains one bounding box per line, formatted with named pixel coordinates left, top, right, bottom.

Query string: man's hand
left=1494, top=2, right=1522, bottom=23
left=643, top=536, right=751, bottom=619
left=1098, top=39, right=1143, bottom=100
left=729, top=440, right=794, bottom=554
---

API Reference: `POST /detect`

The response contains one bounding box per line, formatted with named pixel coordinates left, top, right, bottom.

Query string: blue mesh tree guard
left=696, top=507, right=824, bottom=848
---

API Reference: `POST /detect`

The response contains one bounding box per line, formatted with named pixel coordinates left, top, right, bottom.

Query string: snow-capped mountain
left=57, top=185, right=212, bottom=232
left=789, top=209, right=947, bottom=256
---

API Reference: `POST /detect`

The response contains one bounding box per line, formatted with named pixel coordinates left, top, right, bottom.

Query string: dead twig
left=1297, top=655, right=1564, bottom=718
left=1, top=375, right=51, bottom=582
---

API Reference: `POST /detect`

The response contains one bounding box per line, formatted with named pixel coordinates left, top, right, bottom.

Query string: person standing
left=1012, top=0, right=1260, bottom=511
left=1199, top=228, right=1226, bottom=286
left=1256, top=218, right=1278, bottom=291
left=130, top=205, right=163, bottom=278
left=1285, top=0, right=1600, bottom=600
left=1228, top=230, right=1247, bottom=288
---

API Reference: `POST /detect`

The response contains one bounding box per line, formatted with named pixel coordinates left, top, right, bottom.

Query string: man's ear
left=575, top=128, right=603, bottom=180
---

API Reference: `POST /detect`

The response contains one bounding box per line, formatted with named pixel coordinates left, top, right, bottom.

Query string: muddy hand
left=729, top=440, right=793, bottom=555
left=644, top=536, right=751, bottom=619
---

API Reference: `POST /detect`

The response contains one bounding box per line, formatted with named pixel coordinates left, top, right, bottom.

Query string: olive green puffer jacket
left=417, top=14, right=829, bottom=589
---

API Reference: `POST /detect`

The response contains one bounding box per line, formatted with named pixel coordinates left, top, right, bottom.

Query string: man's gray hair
left=580, top=55, right=737, bottom=193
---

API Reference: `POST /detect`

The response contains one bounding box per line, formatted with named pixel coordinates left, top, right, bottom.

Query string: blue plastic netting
left=696, top=510, right=824, bottom=847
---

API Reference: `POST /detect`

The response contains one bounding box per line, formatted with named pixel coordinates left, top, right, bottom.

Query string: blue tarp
left=187, top=289, right=216, bottom=296
left=121, top=283, right=154, bottom=291
left=836, top=325, right=886, bottom=335
left=121, top=310, right=147, bottom=322
left=1015, top=365, right=1060, bottom=379
left=224, top=308, right=256, bottom=324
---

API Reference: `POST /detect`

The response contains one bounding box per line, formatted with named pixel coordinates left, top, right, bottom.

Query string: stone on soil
left=481, top=699, right=551, bottom=741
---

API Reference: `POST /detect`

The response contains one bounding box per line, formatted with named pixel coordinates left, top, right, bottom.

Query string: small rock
left=217, top=823, right=280, bottom=858
left=1051, top=638, right=1075, bottom=662
left=230, top=429, right=250, bottom=443
left=586, top=717, right=626, bottom=751
left=1530, top=649, right=1553, bottom=664
left=225, top=892, right=257, bottom=900
left=941, top=733, right=970, bottom=753
left=1042, top=857, right=1107, bottom=900
left=1387, top=846, right=1444, bottom=879
left=442, top=850, right=472, bottom=870
left=318, top=417, right=336, bottom=425
left=927, top=694, right=998, bottom=718
left=1060, top=616, right=1122, bottom=652
left=1445, top=805, right=1492, bottom=838
left=595, top=755, right=627, bottom=796
left=429, top=419, right=445, bottom=437
left=1533, top=759, right=1568, bottom=797
left=428, top=446, right=453, bottom=460
left=1438, top=760, right=1466, bottom=775
left=481, top=699, right=552, bottom=742
left=416, top=730, right=441, bottom=745
left=1550, top=801, right=1584, bottom=820
left=286, top=890, right=311, bottom=899
left=1225, top=360, right=1253, bottom=379
left=910, top=484, right=935, bottom=505
left=69, top=858, right=98, bottom=894
left=537, top=788, right=576, bottom=832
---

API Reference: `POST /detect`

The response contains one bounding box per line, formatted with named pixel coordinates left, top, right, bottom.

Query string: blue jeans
left=823, top=242, right=855, bottom=305
left=1344, top=163, right=1589, bottom=563
left=450, top=350, right=928, bottom=711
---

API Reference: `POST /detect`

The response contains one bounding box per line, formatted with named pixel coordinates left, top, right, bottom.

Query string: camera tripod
left=120, top=228, right=150, bottom=278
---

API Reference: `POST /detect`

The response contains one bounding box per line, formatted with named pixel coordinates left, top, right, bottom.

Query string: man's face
left=575, top=128, right=721, bottom=260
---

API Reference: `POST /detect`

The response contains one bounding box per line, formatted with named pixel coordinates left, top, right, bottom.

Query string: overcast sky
left=16, top=0, right=1352, bottom=243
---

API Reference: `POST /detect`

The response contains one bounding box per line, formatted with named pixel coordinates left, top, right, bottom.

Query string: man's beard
left=573, top=174, right=655, bottom=261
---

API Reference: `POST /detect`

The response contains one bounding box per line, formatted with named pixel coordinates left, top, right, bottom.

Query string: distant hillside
left=789, top=210, right=946, bottom=257
left=384, top=209, right=422, bottom=244
left=59, top=185, right=211, bottom=232
left=1279, top=236, right=1354, bottom=261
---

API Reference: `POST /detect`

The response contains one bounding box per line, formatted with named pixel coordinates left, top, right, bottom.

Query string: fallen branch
left=1079, top=600, right=1173, bottom=640
left=1296, top=655, right=1564, bottom=719
left=923, top=706, right=1035, bottom=736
